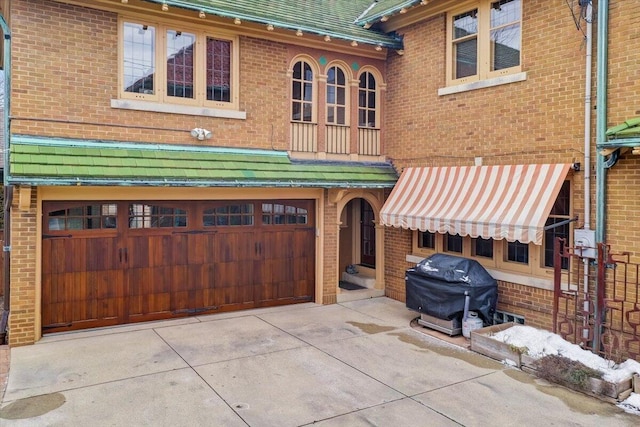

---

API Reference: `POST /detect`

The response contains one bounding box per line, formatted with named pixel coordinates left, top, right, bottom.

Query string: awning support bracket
left=544, top=216, right=579, bottom=231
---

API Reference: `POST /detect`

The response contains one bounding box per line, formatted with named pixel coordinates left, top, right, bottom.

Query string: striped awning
left=380, top=164, right=572, bottom=245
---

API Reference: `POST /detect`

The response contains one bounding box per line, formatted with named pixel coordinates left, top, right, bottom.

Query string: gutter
left=0, top=14, right=10, bottom=344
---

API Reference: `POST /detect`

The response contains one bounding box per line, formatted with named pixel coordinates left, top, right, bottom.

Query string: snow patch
left=490, top=324, right=640, bottom=415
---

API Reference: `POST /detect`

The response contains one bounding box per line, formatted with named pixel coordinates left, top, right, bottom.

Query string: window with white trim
left=326, top=65, right=347, bottom=125
left=358, top=71, right=378, bottom=128
left=446, top=0, right=521, bottom=86
left=120, top=19, right=238, bottom=109
left=291, top=59, right=314, bottom=122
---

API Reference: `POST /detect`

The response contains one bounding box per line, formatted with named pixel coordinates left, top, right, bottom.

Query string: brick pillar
left=8, top=186, right=39, bottom=346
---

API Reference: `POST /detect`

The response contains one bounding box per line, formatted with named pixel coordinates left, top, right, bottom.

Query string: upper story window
left=120, top=18, right=238, bottom=109
left=326, top=65, right=347, bottom=125
left=291, top=60, right=314, bottom=122
left=358, top=71, right=378, bottom=128
left=447, top=0, right=521, bottom=86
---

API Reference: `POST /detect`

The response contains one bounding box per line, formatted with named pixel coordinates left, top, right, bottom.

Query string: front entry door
left=360, top=200, right=376, bottom=267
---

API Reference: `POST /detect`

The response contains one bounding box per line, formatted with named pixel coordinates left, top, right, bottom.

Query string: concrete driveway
left=0, top=297, right=636, bottom=426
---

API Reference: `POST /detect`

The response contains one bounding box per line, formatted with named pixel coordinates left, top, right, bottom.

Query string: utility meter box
left=574, top=229, right=597, bottom=259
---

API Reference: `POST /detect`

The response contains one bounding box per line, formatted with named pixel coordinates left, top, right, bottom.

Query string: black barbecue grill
left=405, top=253, right=498, bottom=335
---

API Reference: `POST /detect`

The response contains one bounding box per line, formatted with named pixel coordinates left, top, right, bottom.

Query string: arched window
left=326, top=65, right=347, bottom=125
left=358, top=71, right=377, bottom=128
left=291, top=60, right=314, bottom=122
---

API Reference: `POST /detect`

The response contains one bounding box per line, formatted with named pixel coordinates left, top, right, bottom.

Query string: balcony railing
left=326, top=124, right=350, bottom=154
left=290, top=122, right=317, bottom=152
left=358, top=127, right=380, bottom=156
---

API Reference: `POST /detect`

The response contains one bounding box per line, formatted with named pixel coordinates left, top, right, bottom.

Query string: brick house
left=1, top=1, right=638, bottom=348
left=367, top=0, right=640, bottom=339
left=0, top=0, right=403, bottom=346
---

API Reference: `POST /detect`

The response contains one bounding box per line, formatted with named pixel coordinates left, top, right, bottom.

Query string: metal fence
left=553, top=238, right=640, bottom=362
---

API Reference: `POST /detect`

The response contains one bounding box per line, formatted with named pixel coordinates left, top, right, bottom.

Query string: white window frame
left=445, top=0, right=522, bottom=87
left=117, top=17, right=240, bottom=112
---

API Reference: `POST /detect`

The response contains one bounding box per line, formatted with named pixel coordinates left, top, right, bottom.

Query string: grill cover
left=405, top=253, right=498, bottom=324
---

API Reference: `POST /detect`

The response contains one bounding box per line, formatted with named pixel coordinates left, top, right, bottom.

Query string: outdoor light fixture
left=267, top=24, right=274, bottom=31
left=190, top=128, right=212, bottom=141
left=234, top=18, right=241, bottom=25
left=199, top=10, right=206, bottom=19
left=375, top=44, right=383, bottom=51
left=161, top=2, right=168, bottom=11
left=351, top=40, right=358, bottom=47
left=380, top=16, right=389, bottom=22
left=324, top=35, right=331, bottom=42
left=296, top=29, right=303, bottom=36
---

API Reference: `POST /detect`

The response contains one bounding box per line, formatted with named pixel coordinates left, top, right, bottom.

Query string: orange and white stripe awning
left=380, top=164, right=572, bottom=245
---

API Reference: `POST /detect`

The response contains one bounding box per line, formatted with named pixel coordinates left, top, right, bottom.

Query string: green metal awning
left=599, top=117, right=640, bottom=154
left=7, top=135, right=398, bottom=188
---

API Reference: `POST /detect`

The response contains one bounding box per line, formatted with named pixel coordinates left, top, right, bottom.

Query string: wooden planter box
left=470, top=322, right=635, bottom=401
left=470, top=322, right=524, bottom=367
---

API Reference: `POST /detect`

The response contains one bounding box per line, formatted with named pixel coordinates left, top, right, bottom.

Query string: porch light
left=190, top=128, right=212, bottom=141
left=296, top=29, right=303, bottom=36
left=324, top=35, right=331, bottom=42
left=199, top=10, right=206, bottom=19
left=351, top=40, right=358, bottom=47
left=375, top=44, right=382, bottom=51
left=266, top=24, right=274, bottom=31
left=380, top=16, right=389, bottom=22
left=121, top=0, right=128, bottom=3
left=161, top=2, right=168, bottom=11
left=234, top=18, right=242, bottom=25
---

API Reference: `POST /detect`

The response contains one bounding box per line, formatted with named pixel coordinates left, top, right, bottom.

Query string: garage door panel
left=43, top=199, right=316, bottom=332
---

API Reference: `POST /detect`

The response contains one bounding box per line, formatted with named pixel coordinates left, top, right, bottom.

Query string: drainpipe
left=0, top=14, right=11, bottom=343
left=583, top=2, right=592, bottom=230
left=594, top=0, right=609, bottom=352
left=581, top=1, right=593, bottom=342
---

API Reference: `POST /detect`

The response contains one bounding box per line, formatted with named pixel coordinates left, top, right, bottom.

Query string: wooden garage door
left=42, top=200, right=315, bottom=333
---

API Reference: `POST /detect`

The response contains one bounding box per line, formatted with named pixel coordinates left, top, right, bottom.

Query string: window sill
left=111, top=99, right=247, bottom=120
left=406, top=253, right=553, bottom=291
left=438, top=72, right=527, bottom=96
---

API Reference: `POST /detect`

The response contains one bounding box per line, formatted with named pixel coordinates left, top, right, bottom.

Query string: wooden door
left=256, top=201, right=315, bottom=305
left=42, top=202, right=124, bottom=332
left=42, top=199, right=316, bottom=332
left=360, top=200, right=376, bottom=267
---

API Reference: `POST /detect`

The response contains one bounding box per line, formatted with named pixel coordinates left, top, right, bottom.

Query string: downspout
left=0, top=14, right=10, bottom=343
left=594, top=0, right=609, bottom=351
left=583, top=1, right=592, bottom=230
left=581, top=1, right=593, bottom=342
